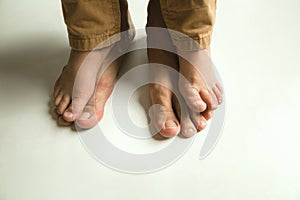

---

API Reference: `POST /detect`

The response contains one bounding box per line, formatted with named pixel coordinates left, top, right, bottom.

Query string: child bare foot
left=178, top=48, right=223, bottom=114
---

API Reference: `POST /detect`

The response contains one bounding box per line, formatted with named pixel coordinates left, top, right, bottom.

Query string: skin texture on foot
left=53, top=0, right=133, bottom=128
left=147, top=50, right=181, bottom=138
left=147, top=0, right=212, bottom=138
left=172, top=94, right=212, bottom=137
left=53, top=47, right=111, bottom=126
left=147, top=49, right=212, bottom=138
left=54, top=42, right=128, bottom=128
left=147, top=0, right=181, bottom=138
left=178, top=48, right=223, bottom=113
left=74, top=56, right=121, bottom=129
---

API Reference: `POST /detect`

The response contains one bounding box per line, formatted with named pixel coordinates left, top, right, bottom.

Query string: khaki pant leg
left=61, top=0, right=121, bottom=51
left=159, top=0, right=217, bottom=50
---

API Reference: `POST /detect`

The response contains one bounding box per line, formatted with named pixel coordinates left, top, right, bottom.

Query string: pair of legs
left=53, top=0, right=223, bottom=137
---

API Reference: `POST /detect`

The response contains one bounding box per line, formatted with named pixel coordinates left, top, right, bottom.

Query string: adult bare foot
left=54, top=0, right=134, bottom=128
left=73, top=54, right=122, bottom=129
left=53, top=47, right=111, bottom=126
left=146, top=0, right=211, bottom=138
left=178, top=48, right=223, bottom=114
left=148, top=49, right=212, bottom=138
left=148, top=50, right=181, bottom=138
left=146, top=0, right=181, bottom=137
left=172, top=94, right=212, bottom=138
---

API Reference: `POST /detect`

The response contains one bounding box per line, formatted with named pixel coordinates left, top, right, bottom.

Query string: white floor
left=1, top=0, right=300, bottom=199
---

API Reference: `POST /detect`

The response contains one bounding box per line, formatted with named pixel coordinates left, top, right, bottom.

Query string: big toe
left=178, top=82, right=207, bottom=113
left=65, top=95, right=90, bottom=122
left=149, top=85, right=180, bottom=138
left=75, top=104, right=101, bottom=129
left=75, top=84, right=114, bottom=129
left=62, top=96, right=93, bottom=123
left=152, top=107, right=180, bottom=138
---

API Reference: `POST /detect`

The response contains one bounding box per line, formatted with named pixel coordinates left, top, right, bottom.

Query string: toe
left=75, top=85, right=114, bottom=129
left=56, top=95, right=71, bottom=115
left=54, top=91, right=63, bottom=107
left=75, top=59, right=119, bottom=129
left=172, top=94, right=196, bottom=138
left=75, top=102, right=101, bottom=129
left=69, top=95, right=91, bottom=119
left=179, top=83, right=207, bottom=112
left=53, top=88, right=60, bottom=99
left=200, top=89, right=214, bottom=110
left=213, top=85, right=223, bottom=105
left=181, top=116, right=197, bottom=138
left=190, top=112, right=207, bottom=132
left=202, top=109, right=213, bottom=120
left=58, top=116, right=72, bottom=126
left=209, top=90, right=219, bottom=110
left=153, top=107, right=180, bottom=138
left=149, top=85, right=180, bottom=138
left=216, top=82, right=223, bottom=94
left=63, top=107, right=75, bottom=122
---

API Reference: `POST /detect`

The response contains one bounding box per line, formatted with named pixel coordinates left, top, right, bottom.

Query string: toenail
left=196, top=100, right=206, bottom=108
left=213, top=104, right=218, bottom=109
left=79, top=112, right=91, bottom=120
left=165, top=120, right=177, bottom=129
left=200, top=121, right=207, bottom=128
left=64, top=112, right=73, bottom=118
left=56, top=108, right=62, bottom=115
left=184, top=128, right=196, bottom=136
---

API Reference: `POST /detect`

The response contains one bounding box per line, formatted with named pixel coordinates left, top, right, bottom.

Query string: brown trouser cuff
left=68, top=33, right=121, bottom=51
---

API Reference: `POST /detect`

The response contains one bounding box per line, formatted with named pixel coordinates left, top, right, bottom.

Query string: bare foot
left=147, top=0, right=179, bottom=137
left=178, top=48, right=223, bottom=114
left=146, top=0, right=212, bottom=138
left=53, top=47, right=111, bottom=126
left=54, top=0, right=134, bottom=128
left=148, top=49, right=211, bottom=138
left=148, top=50, right=181, bottom=138
left=73, top=54, right=122, bottom=129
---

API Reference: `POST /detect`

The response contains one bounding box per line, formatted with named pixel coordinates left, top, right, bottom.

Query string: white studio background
left=0, top=0, right=300, bottom=200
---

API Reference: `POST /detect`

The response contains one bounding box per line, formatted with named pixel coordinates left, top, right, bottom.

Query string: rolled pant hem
left=68, top=32, right=121, bottom=51
left=172, top=31, right=212, bottom=51
left=68, top=26, right=135, bottom=51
